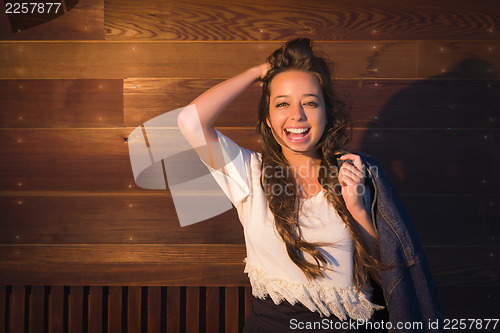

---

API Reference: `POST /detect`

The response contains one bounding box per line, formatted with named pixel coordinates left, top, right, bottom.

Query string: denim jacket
left=353, top=151, right=445, bottom=332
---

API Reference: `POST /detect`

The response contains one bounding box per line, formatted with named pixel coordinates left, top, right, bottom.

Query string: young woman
left=177, top=39, right=442, bottom=332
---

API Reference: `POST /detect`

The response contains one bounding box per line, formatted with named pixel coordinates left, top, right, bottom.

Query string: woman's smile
left=283, top=126, right=311, bottom=142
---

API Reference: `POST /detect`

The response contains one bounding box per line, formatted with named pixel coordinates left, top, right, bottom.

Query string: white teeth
left=286, top=128, right=309, bottom=134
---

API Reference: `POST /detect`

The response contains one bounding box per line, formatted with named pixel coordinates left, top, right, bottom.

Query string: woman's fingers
left=339, top=153, right=366, bottom=198
left=340, top=162, right=364, bottom=180
left=340, top=153, right=363, bottom=169
left=258, top=63, right=271, bottom=80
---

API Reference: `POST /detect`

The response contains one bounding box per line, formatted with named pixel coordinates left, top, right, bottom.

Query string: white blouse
left=196, top=129, right=383, bottom=320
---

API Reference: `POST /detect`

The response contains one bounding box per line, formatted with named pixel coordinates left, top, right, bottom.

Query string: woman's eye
left=276, top=102, right=288, bottom=107
left=304, top=101, right=318, bottom=107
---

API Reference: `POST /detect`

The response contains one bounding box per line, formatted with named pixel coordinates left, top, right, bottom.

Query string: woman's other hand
left=338, top=153, right=368, bottom=220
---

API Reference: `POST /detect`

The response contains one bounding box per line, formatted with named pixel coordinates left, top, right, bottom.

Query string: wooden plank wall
left=0, top=0, right=499, bottom=331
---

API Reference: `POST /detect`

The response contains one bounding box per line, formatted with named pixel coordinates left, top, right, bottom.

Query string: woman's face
left=267, top=70, right=327, bottom=158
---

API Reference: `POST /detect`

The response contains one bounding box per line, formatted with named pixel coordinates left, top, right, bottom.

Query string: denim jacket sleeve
left=352, top=151, right=445, bottom=332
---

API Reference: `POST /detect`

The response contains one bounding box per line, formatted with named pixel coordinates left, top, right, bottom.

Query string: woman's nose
left=290, top=104, right=306, bottom=121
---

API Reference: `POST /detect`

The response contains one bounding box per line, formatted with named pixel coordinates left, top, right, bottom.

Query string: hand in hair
left=257, top=62, right=271, bottom=80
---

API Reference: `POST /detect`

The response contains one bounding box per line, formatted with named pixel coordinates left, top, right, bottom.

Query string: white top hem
left=244, top=259, right=384, bottom=320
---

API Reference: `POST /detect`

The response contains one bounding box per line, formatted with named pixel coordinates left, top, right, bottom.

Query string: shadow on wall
left=356, top=57, right=499, bottom=241
left=358, top=57, right=498, bottom=196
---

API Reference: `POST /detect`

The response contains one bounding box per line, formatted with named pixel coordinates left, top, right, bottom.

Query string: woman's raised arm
left=177, top=64, right=269, bottom=169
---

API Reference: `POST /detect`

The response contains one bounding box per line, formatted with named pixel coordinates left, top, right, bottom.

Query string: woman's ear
left=266, top=118, right=271, bottom=128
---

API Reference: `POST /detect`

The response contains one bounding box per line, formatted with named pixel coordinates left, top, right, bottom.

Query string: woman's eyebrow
left=272, top=93, right=319, bottom=101
left=303, top=94, right=319, bottom=98
left=273, top=95, right=289, bottom=101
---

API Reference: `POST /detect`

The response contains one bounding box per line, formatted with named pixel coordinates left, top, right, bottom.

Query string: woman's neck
left=283, top=149, right=321, bottom=176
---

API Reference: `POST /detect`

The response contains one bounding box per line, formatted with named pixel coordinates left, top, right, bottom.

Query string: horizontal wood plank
left=104, top=0, right=500, bottom=41
left=438, top=286, right=500, bottom=318
left=0, top=244, right=247, bottom=263
left=0, top=195, right=245, bottom=244
left=0, top=245, right=498, bottom=265
left=406, top=196, right=498, bottom=246
left=0, top=263, right=249, bottom=286
left=0, top=194, right=497, bottom=246
left=0, top=41, right=418, bottom=79
left=0, top=248, right=497, bottom=286
left=0, top=128, right=148, bottom=192
left=424, top=247, right=499, bottom=286
left=350, top=129, right=497, bottom=195
left=1, top=41, right=497, bottom=79
left=0, top=80, right=123, bottom=128
left=0, top=0, right=103, bottom=40
left=124, top=78, right=499, bottom=129
left=419, top=42, right=500, bottom=78
left=0, top=128, right=495, bottom=194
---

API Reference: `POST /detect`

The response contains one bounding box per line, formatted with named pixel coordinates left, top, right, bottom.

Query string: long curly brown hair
left=257, top=38, right=382, bottom=290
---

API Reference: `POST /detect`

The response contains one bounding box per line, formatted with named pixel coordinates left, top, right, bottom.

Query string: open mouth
left=284, top=127, right=311, bottom=141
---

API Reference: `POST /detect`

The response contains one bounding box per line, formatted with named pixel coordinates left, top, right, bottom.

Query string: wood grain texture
left=0, top=248, right=497, bottom=286
left=0, top=79, right=123, bottom=128
left=0, top=41, right=418, bottom=79
left=0, top=128, right=495, bottom=193
left=89, top=286, right=102, bottom=333
left=29, top=286, right=45, bottom=333
left=439, top=286, right=500, bottom=318
left=0, top=244, right=247, bottom=263
left=0, top=0, right=104, bottom=40
left=0, top=194, right=497, bottom=246
left=108, top=286, right=122, bottom=333
left=147, top=286, right=161, bottom=333
left=0, top=128, right=152, bottom=192
left=205, top=287, right=219, bottom=332
left=1, top=41, right=497, bottom=79
left=186, top=286, right=199, bottom=332
left=0, top=195, right=244, bottom=244
left=124, top=78, right=499, bottom=129
left=406, top=196, right=498, bottom=247
left=0, top=286, right=4, bottom=333
left=68, top=286, right=83, bottom=333
left=418, top=42, right=500, bottom=79
left=49, top=286, right=64, bottom=333
left=0, top=0, right=496, bottom=327
left=103, top=0, right=500, bottom=41
left=166, top=286, right=180, bottom=332
left=127, top=286, right=141, bottom=333
left=2, top=285, right=499, bottom=332
left=9, top=285, right=25, bottom=333
left=0, top=263, right=248, bottom=286
left=225, top=287, right=238, bottom=333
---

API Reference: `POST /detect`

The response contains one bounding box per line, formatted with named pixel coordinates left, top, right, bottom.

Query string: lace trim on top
left=244, top=260, right=384, bottom=320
